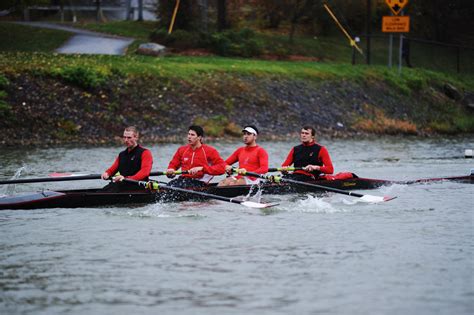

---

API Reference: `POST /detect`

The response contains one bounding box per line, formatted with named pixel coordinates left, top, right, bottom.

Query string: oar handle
left=231, top=167, right=302, bottom=175
left=268, top=167, right=303, bottom=172
left=149, top=170, right=188, bottom=177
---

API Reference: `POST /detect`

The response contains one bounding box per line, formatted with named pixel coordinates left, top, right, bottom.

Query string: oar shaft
left=122, top=178, right=276, bottom=208
left=244, top=171, right=363, bottom=197
left=282, top=177, right=364, bottom=197
left=268, top=167, right=303, bottom=172
left=124, top=179, right=242, bottom=204
left=0, top=174, right=102, bottom=185
left=0, top=170, right=175, bottom=185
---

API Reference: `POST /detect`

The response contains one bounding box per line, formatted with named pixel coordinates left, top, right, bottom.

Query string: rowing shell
left=0, top=173, right=472, bottom=210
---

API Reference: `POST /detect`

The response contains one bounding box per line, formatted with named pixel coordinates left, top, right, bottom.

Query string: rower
left=101, top=126, right=153, bottom=191
left=166, top=125, right=226, bottom=187
left=281, top=126, right=334, bottom=181
left=218, top=125, right=269, bottom=186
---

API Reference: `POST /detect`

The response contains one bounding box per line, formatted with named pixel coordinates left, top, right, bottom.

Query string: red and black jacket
left=106, top=145, right=153, bottom=181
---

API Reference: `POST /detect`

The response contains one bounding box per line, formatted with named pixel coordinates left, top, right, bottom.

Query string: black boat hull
left=0, top=175, right=471, bottom=210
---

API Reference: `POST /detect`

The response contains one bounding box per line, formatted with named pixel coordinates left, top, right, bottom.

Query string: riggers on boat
left=0, top=173, right=472, bottom=210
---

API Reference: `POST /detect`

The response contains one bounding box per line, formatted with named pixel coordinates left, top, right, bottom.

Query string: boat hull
left=1, top=175, right=471, bottom=210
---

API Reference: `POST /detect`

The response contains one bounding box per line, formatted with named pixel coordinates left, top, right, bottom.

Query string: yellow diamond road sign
left=385, top=0, right=409, bottom=15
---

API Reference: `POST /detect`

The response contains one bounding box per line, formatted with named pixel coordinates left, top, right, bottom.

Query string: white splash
left=290, top=194, right=350, bottom=213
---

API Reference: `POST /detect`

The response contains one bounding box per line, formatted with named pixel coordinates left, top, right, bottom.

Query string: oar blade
left=359, top=194, right=396, bottom=203
left=240, top=201, right=279, bottom=209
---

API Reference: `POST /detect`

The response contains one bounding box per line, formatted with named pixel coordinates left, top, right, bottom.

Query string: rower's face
left=187, top=130, right=201, bottom=145
left=242, top=131, right=256, bottom=145
left=122, top=130, right=138, bottom=149
left=300, top=129, right=314, bottom=143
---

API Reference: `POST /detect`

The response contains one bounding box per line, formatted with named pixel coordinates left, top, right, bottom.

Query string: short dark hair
left=302, top=126, right=315, bottom=137
left=189, top=125, right=204, bottom=137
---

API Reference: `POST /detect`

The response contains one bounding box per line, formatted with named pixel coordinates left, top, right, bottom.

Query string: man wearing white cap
left=218, top=125, right=269, bottom=186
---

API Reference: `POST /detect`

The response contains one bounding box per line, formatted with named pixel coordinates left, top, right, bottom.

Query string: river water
left=1, top=137, right=473, bottom=315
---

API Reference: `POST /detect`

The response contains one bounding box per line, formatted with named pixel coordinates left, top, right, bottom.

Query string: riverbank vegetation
left=0, top=8, right=473, bottom=146
left=1, top=49, right=473, bottom=145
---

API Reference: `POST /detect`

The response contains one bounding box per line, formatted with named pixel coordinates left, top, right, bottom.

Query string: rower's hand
left=112, top=175, right=124, bottom=182
left=101, top=171, right=110, bottom=180
left=188, top=166, right=203, bottom=175
left=166, top=168, right=176, bottom=178
left=304, top=165, right=320, bottom=172
left=280, top=166, right=290, bottom=175
left=225, top=165, right=233, bottom=175
left=237, top=168, right=247, bottom=175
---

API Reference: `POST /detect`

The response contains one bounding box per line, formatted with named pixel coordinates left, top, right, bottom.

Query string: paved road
left=15, top=22, right=134, bottom=55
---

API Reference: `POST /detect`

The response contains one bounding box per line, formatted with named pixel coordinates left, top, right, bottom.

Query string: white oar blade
left=359, top=195, right=396, bottom=203
left=241, top=201, right=279, bottom=209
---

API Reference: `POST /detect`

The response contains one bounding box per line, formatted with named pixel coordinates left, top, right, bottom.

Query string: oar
left=122, top=178, right=278, bottom=209
left=0, top=171, right=178, bottom=185
left=268, top=167, right=303, bottom=172
left=239, top=170, right=396, bottom=203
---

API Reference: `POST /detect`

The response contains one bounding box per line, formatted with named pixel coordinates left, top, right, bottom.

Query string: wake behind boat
left=1, top=172, right=472, bottom=210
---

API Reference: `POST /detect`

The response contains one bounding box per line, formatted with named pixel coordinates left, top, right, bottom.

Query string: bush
left=0, top=73, right=9, bottom=89
left=209, top=29, right=262, bottom=57
left=59, top=66, right=107, bottom=89
left=194, top=115, right=241, bottom=137
left=0, top=91, right=11, bottom=118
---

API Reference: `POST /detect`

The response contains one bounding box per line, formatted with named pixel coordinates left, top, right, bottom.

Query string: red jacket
left=168, top=144, right=226, bottom=179
left=225, top=145, right=269, bottom=174
left=282, top=141, right=334, bottom=177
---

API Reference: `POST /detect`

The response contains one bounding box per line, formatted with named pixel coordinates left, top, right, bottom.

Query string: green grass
left=74, top=20, right=156, bottom=41
left=1, top=52, right=472, bottom=92
left=1, top=20, right=471, bottom=74
left=0, top=20, right=472, bottom=89
left=0, top=22, right=72, bottom=52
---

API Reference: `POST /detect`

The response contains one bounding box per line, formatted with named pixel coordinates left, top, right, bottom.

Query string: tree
left=216, top=0, right=227, bottom=31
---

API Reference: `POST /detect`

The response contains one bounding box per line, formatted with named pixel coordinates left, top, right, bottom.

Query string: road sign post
left=384, top=1, right=410, bottom=74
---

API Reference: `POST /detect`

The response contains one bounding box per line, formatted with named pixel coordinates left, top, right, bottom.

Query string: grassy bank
left=0, top=22, right=72, bottom=52
left=0, top=21, right=473, bottom=145
left=2, top=21, right=472, bottom=74
left=1, top=51, right=473, bottom=91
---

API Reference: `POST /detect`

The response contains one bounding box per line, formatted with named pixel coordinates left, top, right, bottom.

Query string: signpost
left=383, top=0, right=410, bottom=74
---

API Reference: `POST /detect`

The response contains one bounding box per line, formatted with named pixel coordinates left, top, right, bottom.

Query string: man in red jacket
left=218, top=125, right=268, bottom=186
left=101, top=126, right=153, bottom=191
left=281, top=126, right=334, bottom=181
left=166, top=125, right=226, bottom=187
